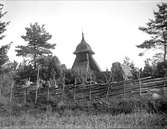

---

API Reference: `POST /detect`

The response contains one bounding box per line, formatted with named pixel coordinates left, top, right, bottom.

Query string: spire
left=74, top=32, right=95, bottom=54
left=82, top=32, right=84, bottom=41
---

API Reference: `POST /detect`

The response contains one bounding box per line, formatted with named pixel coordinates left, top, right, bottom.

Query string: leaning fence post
left=123, top=81, right=125, bottom=99
left=164, top=76, right=167, bottom=96
left=73, top=78, right=76, bottom=101
left=62, top=74, right=65, bottom=100
left=47, top=81, right=51, bottom=112
left=106, top=83, right=110, bottom=99
left=35, top=83, right=39, bottom=104
left=35, top=81, right=39, bottom=104
left=35, top=65, right=40, bottom=104
left=137, top=70, right=142, bottom=96
left=24, top=78, right=31, bottom=104
left=46, top=81, right=51, bottom=122
left=10, top=81, right=15, bottom=103
left=89, top=84, right=92, bottom=101
left=24, top=87, right=27, bottom=104
left=0, top=77, right=1, bottom=96
left=139, top=79, right=142, bottom=96
left=62, top=83, right=65, bottom=97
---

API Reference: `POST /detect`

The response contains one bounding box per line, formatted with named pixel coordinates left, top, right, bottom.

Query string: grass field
left=0, top=109, right=166, bottom=129
left=1, top=83, right=167, bottom=129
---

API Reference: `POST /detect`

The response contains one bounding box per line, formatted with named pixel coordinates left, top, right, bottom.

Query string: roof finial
left=82, top=32, right=84, bottom=41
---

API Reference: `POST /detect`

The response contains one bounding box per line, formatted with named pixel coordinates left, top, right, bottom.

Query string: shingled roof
left=74, top=32, right=94, bottom=54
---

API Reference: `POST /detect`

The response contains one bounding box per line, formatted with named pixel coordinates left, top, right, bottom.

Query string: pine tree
left=137, top=2, right=167, bottom=62
left=0, top=3, right=10, bottom=69
left=15, top=23, right=56, bottom=69
left=0, top=44, right=10, bottom=67
left=0, top=4, right=9, bottom=40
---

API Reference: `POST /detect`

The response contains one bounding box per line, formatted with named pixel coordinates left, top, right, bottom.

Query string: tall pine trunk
left=33, top=54, right=37, bottom=70
left=164, top=43, right=167, bottom=62
left=163, top=29, right=167, bottom=61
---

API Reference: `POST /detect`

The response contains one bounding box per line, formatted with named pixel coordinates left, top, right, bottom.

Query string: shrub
left=153, top=61, right=167, bottom=77
left=107, top=98, right=144, bottom=115
left=91, top=97, right=167, bottom=115
left=148, top=97, right=167, bottom=114
left=106, top=96, right=167, bottom=115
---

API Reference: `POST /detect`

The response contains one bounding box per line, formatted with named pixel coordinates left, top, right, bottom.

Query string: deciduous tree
left=36, top=55, right=62, bottom=81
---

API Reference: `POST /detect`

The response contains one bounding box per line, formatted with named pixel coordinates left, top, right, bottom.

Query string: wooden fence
left=11, top=77, right=167, bottom=104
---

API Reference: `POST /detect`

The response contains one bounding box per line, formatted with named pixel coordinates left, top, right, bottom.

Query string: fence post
left=74, top=78, right=76, bottom=101
left=24, top=78, right=30, bottom=104
left=10, top=81, right=14, bottom=103
left=35, top=80, right=40, bottom=104
left=35, top=65, right=40, bottom=104
left=89, top=84, right=91, bottom=101
left=106, top=83, right=110, bottom=99
left=48, top=81, right=51, bottom=103
left=139, top=79, right=142, bottom=96
left=24, top=87, right=27, bottom=104
left=35, top=88, right=38, bottom=104
left=62, top=74, right=65, bottom=100
left=123, top=81, right=125, bottom=99
left=0, top=75, right=2, bottom=96
left=138, top=70, right=142, bottom=96
left=164, top=77, right=167, bottom=96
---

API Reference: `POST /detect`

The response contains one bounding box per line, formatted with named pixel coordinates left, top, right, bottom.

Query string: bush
left=91, top=97, right=167, bottom=115
left=148, top=97, right=167, bottom=114
left=153, top=61, right=167, bottom=77
left=107, top=98, right=144, bottom=115
left=109, top=97, right=167, bottom=115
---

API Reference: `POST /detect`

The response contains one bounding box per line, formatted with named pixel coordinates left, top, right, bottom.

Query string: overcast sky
left=1, top=0, right=166, bottom=70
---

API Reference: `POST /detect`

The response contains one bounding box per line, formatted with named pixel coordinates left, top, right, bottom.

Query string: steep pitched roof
left=72, top=54, right=100, bottom=73
left=74, top=32, right=94, bottom=54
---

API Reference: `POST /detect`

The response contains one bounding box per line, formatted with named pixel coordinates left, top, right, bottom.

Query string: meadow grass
left=0, top=109, right=166, bottom=129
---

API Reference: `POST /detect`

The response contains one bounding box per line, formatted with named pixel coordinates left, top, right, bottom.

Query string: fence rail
left=10, top=76, right=167, bottom=104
